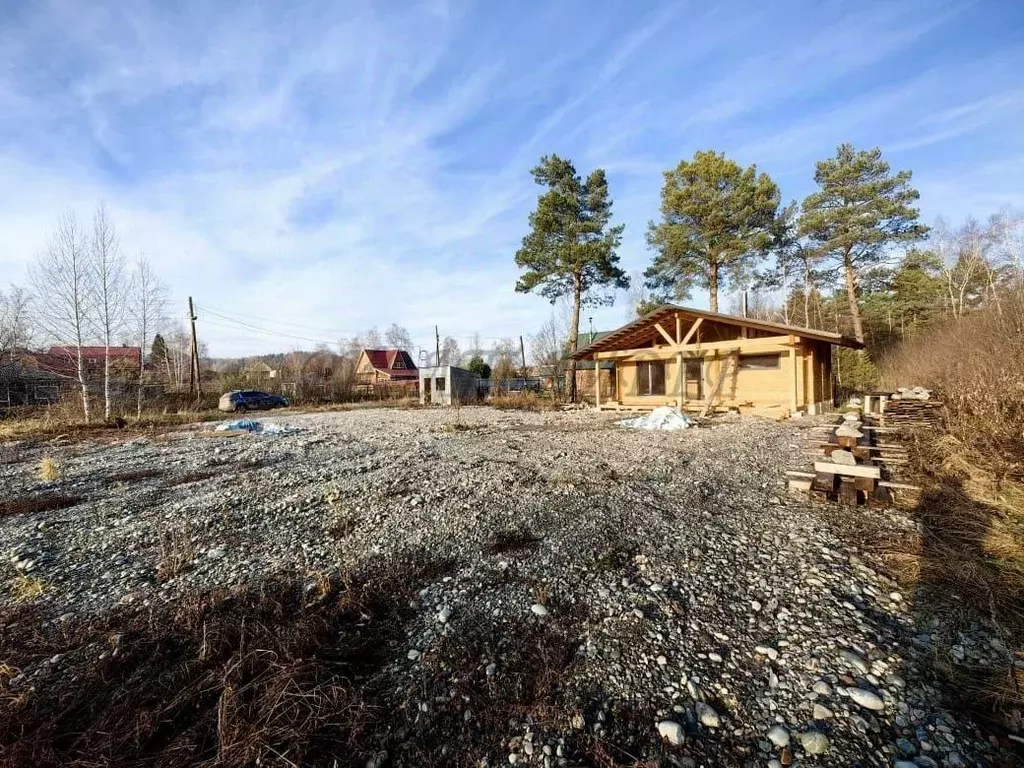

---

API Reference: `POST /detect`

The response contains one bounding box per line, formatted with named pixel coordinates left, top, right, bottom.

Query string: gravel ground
left=0, top=407, right=1016, bottom=766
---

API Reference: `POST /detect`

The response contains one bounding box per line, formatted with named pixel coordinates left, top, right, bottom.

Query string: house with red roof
left=354, top=348, right=418, bottom=389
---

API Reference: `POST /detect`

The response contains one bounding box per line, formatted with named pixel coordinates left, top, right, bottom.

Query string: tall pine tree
left=799, top=143, right=928, bottom=343
left=515, top=154, right=627, bottom=399
left=645, top=150, right=779, bottom=313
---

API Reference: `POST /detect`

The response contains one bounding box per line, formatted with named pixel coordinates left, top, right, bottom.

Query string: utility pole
left=188, top=296, right=201, bottom=403
left=519, top=335, right=527, bottom=376
left=435, top=325, right=441, bottom=368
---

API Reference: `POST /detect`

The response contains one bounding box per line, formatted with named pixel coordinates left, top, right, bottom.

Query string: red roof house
left=355, top=348, right=418, bottom=386
left=45, top=346, right=142, bottom=377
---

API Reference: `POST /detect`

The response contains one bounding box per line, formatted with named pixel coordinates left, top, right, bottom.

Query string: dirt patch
left=483, top=528, right=544, bottom=555
left=104, top=468, right=165, bottom=486
left=0, top=494, right=83, bottom=518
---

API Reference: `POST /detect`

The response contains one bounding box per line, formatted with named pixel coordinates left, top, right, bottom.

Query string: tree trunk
left=568, top=273, right=582, bottom=402
left=76, top=346, right=90, bottom=423
left=103, top=339, right=111, bottom=421
left=708, top=256, right=719, bottom=313
left=802, top=255, right=812, bottom=328
left=842, top=249, right=864, bottom=343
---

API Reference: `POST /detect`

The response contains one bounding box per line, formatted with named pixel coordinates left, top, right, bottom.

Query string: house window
left=738, top=353, right=781, bottom=370
left=434, top=377, right=446, bottom=391
left=637, top=361, right=666, bottom=396
left=393, top=357, right=405, bottom=369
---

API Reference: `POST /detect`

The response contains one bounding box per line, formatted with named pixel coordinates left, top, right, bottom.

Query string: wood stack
left=786, top=412, right=919, bottom=507
left=880, top=399, right=943, bottom=429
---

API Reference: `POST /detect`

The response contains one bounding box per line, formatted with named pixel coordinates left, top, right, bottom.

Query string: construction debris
left=618, top=406, right=693, bottom=431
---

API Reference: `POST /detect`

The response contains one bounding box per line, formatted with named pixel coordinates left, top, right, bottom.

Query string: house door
left=685, top=359, right=703, bottom=400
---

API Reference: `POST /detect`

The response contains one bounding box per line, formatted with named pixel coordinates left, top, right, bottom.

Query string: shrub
left=488, top=393, right=559, bottom=412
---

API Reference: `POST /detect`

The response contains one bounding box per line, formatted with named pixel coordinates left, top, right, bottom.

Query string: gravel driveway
left=0, top=407, right=1012, bottom=766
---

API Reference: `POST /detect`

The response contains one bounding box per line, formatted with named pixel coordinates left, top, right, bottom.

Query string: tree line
left=512, top=142, right=1024, bottom=388
left=1, top=206, right=169, bottom=421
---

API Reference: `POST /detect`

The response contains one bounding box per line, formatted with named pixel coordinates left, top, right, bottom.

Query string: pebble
left=656, top=720, right=685, bottom=746
left=766, top=725, right=789, bottom=747
left=812, top=680, right=832, bottom=696
left=847, top=687, right=885, bottom=711
left=695, top=701, right=720, bottom=728
left=812, top=704, right=833, bottom=719
left=798, top=730, right=830, bottom=755
left=841, top=650, right=869, bottom=674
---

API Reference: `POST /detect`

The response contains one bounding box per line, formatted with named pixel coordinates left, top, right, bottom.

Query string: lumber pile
left=786, top=413, right=919, bottom=507
left=879, top=399, right=943, bottom=429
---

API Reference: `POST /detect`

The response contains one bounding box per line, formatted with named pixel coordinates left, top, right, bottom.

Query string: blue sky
left=1, top=0, right=1022, bottom=357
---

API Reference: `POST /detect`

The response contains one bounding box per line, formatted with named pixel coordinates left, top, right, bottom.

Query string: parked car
left=218, top=390, right=289, bottom=413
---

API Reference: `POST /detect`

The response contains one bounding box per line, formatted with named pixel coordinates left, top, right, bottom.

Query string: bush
left=879, top=296, right=1024, bottom=462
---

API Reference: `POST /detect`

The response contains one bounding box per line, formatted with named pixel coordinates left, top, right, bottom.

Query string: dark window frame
left=637, top=361, right=666, bottom=396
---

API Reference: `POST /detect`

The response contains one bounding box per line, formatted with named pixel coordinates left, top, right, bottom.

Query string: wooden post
left=594, top=360, right=600, bottom=408
left=789, top=346, right=798, bottom=415
left=677, top=350, right=684, bottom=412
left=188, top=296, right=201, bottom=403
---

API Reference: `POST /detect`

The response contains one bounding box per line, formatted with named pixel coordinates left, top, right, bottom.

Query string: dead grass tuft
left=8, top=574, right=45, bottom=604
left=0, top=494, right=83, bottom=518
left=38, top=457, right=59, bottom=482
left=155, top=528, right=196, bottom=582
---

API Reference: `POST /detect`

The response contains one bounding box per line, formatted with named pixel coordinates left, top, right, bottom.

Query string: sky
left=1, top=0, right=1022, bottom=359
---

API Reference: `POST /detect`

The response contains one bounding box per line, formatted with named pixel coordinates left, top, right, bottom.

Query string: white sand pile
left=618, top=406, right=693, bottom=430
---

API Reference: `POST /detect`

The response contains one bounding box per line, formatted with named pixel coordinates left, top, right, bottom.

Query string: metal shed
left=419, top=366, right=479, bottom=406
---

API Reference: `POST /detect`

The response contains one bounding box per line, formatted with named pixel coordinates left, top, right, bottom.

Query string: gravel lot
left=0, top=407, right=1014, bottom=766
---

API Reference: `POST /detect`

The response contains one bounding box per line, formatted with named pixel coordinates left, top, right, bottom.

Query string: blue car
left=218, top=390, right=289, bottom=413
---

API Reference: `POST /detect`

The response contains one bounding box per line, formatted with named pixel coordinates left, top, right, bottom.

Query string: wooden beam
left=675, top=313, right=682, bottom=344
left=653, top=323, right=677, bottom=348
left=680, top=317, right=703, bottom=346
left=813, top=461, right=881, bottom=479
left=677, top=349, right=684, bottom=412
left=594, top=359, right=600, bottom=408
left=592, top=335, right=795, bottom=361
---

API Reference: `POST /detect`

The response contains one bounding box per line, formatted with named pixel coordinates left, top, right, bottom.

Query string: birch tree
left=29, top=213, right=94, bottom=421
left=90, top=205, right=129, bottom=419
left=0, top=286, right=33, bottom=362
left=129, top=256, right=168, bottom=418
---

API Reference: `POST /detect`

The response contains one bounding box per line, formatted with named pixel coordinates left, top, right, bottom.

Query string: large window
left=637, top=361, right=666, bottom=396
left=738, top=353, right=781, bottom=370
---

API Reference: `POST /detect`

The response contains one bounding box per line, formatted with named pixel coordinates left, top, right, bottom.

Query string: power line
left=196, top=303, right=356, bottom=337
left=200, top=317, right=338, bottom=347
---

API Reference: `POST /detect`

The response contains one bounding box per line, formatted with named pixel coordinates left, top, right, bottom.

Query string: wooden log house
left=569, top=305, right=863, bottom=416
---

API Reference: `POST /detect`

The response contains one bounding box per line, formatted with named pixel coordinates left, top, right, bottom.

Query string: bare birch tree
left=90, top=205, right=129, bottom=420
left=129, top=256, right=168, bottom=418
left=29, top=213, right=94, bottom=421
left=0, top=286, right=33, bottom=362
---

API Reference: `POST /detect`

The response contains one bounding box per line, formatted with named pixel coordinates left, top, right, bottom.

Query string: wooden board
left=813, top=461, right=881, bottom=479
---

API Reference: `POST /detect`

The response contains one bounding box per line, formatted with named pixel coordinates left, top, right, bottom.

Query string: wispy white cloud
left=0, top=0, right=1020, bottom=354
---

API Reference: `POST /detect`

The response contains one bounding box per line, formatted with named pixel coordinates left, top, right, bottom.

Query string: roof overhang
left=569, top=304, right=863, bottom=360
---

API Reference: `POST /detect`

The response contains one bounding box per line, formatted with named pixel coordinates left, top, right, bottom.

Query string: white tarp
left=618, top=406, right=693, bottom=431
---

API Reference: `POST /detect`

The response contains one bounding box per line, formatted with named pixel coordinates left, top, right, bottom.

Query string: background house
left=355, top=348, right=418, bottom=391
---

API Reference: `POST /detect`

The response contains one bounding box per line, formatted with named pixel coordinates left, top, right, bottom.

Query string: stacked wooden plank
left=880, top=399, right=943, bottom=429
left=786, top=413, right=919, bottom=507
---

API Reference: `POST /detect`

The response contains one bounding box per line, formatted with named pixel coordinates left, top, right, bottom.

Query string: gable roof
left=570, top=304, right=863, bottom=360
left=361, top=348, right=418, bottom=378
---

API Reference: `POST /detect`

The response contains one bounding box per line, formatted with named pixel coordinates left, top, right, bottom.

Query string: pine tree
left=645, top=150, right=779, bottom=313
left=515, top=154, right=627, bottom=399
left=799, top=144, right=928, bottom=343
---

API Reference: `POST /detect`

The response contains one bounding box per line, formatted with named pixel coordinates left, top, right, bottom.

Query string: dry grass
left=8, top=574, right=45, bottom=604
left=489, top=393, right=561, bottom=412
left=38, top=457, right=59, bottom=482
left=0, top=552, right=591, bottom=768
left=155, top=528, right=196, bottom=582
